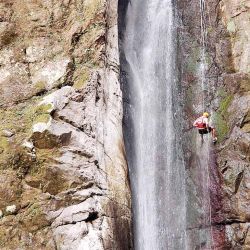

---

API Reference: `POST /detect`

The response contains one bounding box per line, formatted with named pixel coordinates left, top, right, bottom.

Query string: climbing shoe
left=212, top=137, right=217, bottom=143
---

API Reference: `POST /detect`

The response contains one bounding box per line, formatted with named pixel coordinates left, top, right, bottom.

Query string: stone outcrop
left=0, top=0, right=131, bottom=249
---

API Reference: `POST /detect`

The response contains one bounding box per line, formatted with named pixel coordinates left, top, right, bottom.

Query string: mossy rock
left=34, top=103, right=53, bottom=115
left=29, top=148, right=60, bottom=175
left=214, top=93, right=233, bottom=142
left=73, top=70, right=90, bottom=89
left=0, top=97, right=56, bottom=171
left=214, top=112, right=229, bottom=142
left=0, top=99, right=38, bottom=168
left=33, top=103, right=53, bottom=125
left=218, top=95, right=233, bottom=116
left=9, top=146, right=36, bottom=176
left=20, top=202, right=50, bottom=232
left=33, top=81, right=47, bottom=95
left=0, top=137, right=9, bottom=154
left=33, top=114, right=51, bottom=124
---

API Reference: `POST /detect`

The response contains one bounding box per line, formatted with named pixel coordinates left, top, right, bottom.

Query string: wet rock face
left=0, top=0, right=131, bottom=249
left=177, top=0, right=250, bottom=248
left=217, top=0, right=250, bottom=247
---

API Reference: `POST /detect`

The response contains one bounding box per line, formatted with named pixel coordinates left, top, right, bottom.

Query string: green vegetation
left=0, top=137, right=9, bottom=149
left=34, top=103, right=53, bottom=115
left=33, top=103, right=53, bottom=124
left=205, top=54, right=212, bottom=65
left=0, top=100, right=36, bottom=149
left=214, top=94, right=233, bottom=142
left=219, top=95, right=233, bottom=116
left=0, top=96, right=54, bottom=170
left=240, top=1, right=247, bottom=9
left=73, top=69, right=90, bottom=89
left=214, top=113, right=229, bottom=142
left=33, top=114, right=51, bottom=124
left=34, top=81, right=46, bottom=93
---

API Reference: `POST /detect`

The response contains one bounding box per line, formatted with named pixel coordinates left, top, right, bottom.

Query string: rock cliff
left=1, top=0, right=249, bottom=249
left=0, top=0, right=131, bottom=249
left=177, top=0, right=250, bottom=248
left=217, top=0, right=250, bottom=248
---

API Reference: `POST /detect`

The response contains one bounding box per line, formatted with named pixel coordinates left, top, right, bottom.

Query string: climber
left=193, top=112, right=217, bottom=143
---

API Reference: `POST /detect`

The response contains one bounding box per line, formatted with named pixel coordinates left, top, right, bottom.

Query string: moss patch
left=34, top=103, right=53, bottom=115
left=214, top=113, right=229, bottom=142
left=33, top=148, right=61, bottom=171
left=0, top=97, right=54, bottom=169
left=219, top=95, right=233, bottom=116
left=33, top=103, right=52, bottom=124
left=33, top=81, right=47, bottom=94
left=214, top=94, right=233, bottom=142
left=0, top=137, right=9, bottom=153
left=73, top=69, right=90, bottom=89
left=0, top=99, right=38, bottom=167
left=33, top=114, right=51, bottom=124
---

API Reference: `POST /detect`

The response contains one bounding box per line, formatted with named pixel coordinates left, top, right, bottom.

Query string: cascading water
left=122, top=0, right=187, bottom=249
left=119, top=0, right=220, bottom=248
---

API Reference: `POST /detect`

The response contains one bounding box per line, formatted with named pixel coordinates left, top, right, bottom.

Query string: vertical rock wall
left=177, top=0, right=250, bottom=248
left=0, top=0, right=131, bottom=249
left=217, top=1, right=250, bottom=248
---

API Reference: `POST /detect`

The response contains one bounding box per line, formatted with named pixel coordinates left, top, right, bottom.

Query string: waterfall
left=123, top=0, right=187, bottom=249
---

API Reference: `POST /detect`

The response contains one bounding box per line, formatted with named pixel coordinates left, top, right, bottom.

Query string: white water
left=124, top=0, right=187, bottom=249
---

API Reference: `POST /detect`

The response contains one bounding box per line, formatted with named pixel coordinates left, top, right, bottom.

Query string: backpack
left=194, top=117, right=206, bottom=129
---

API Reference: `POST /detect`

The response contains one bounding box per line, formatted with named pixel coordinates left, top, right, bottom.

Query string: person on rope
left=193, top=112, right=217, bottom=143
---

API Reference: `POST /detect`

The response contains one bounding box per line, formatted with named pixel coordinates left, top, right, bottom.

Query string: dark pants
left=198, top=127, right=212, bottom=135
